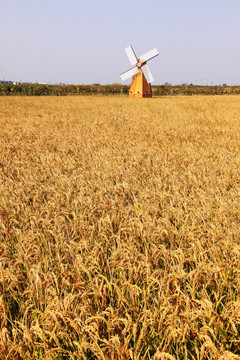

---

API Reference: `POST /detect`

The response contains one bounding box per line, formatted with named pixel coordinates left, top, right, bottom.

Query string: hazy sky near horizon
left=1, top=0, right=240, bottom=85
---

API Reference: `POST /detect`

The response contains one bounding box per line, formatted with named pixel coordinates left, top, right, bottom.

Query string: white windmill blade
left=139, top=48, right=159, bottom=63
left=141, top=64, right=154, bottom=83
left=125, top=45, right=138, bottom=65
left=120, top=66, right=139, bottom=81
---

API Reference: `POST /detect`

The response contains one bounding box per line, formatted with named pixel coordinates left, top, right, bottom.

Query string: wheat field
left=0, top=95, right=240, bottom=360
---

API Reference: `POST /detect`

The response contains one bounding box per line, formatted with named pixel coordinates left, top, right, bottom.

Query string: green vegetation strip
left=1, top=83, right=240, bottom=96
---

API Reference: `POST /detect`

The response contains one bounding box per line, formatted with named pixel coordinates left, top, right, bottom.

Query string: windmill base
left=129, top=71, right=152, bottom=98
left=129, top=93, right=152, bottom=98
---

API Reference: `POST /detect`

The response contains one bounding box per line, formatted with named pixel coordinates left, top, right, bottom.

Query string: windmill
left=120, top=45, right=159, bottom=98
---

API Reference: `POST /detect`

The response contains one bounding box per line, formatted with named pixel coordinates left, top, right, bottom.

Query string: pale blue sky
left=1, top=0, right=240, bottom=85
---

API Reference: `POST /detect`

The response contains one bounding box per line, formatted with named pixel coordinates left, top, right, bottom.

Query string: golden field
left=0, top=95, right=240, bottom=360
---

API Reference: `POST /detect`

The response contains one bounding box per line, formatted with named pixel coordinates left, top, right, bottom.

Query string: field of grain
left=0, top=96, right=240, bottom=359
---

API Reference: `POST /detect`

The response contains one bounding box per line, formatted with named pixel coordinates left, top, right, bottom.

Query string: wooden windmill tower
left=120, top=45, right=159, bottom=98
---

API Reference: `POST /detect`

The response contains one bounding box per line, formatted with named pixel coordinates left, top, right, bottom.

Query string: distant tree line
left=1, top=82, right=240, bottom=96
left=152, top=85, right=240, bottom=96
left=0, top=83, right=129, bottom=96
